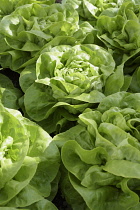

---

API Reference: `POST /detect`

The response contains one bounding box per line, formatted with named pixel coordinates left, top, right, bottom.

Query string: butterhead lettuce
left=0, top=103, right=60, bottom=209
left=53, top=92, right=140, bottom=209
left=23, top=44, right=117, bottom=133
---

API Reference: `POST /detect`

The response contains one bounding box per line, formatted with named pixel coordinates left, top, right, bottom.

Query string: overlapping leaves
left=0, top=104, right=60, bottom=209
left=0, top=0, right=140, bottom=209
left=54, top=92, right=140, bottom=210
left=22, top=44, right=119, bottom=133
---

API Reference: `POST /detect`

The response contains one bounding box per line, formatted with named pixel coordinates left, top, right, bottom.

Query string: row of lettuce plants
left=0, top=0, right=140, bottom=209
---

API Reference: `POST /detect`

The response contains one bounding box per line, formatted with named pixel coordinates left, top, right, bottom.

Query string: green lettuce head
left=54, top=92, right=140, bottom=210
left=97, top=1, right=140, bottom=58
left=0, top=103, right=60, bottom=209
left=23, top=44, right=117, bottom=133
left=62, top=0, right=118, bottom=24
left=0, top=0, right=55, bottom=19
left=0, top=2, right=79, bottom=71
